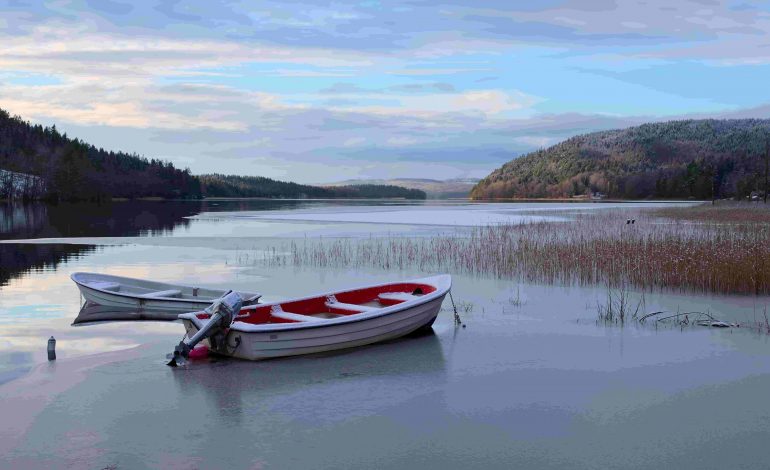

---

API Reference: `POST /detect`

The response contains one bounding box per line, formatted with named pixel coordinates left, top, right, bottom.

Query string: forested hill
left=327, top=178, right=479, bottom=198
left=0, top=109, right=200, bottom=200
left=200, top=174, right=426, bottom=199
left=0, top=109, right=425, bottom=201
left=471, top=119, right=770, bottom=200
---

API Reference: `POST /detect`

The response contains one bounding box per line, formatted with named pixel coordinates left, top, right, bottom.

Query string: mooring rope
left=448, top=290, right=464, bottom=327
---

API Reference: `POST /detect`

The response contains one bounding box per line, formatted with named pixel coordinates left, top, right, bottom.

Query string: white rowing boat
left=175, top=274, right=450, bottom=361
left=71, top=272, right=261, bottom=312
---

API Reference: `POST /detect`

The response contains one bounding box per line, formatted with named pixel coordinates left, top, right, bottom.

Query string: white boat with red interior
left=173, top=274, right=451, bottom=362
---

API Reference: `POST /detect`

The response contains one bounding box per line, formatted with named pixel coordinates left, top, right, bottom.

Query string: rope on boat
left=448, top=290, right=464, bottom=327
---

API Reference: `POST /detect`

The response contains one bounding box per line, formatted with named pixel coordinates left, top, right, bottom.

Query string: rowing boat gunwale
left=71, top=271, right=260, bottom=305
left=179, top=274, right=451, bottom=333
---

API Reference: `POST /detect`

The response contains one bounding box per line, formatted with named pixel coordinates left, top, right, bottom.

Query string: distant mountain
left=471, top=119, right=770, bottom=200
left=201, top=174, right=426, bottom=199
left=0, top=108, right=200, bottom=201
left=327, top=178, right=479, bottom=199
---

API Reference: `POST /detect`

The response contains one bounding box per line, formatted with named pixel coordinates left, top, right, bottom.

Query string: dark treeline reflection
left=0, top=201, right=202, bottom=287
left=0, top=199, right=425, bottom=240
left=0, top=199, right=429, bottom=286
left=0, top=201, right=201, bottom=240
left=0, top=243, right=96, bottom=287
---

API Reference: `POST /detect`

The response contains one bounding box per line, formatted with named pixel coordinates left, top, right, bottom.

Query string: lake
left=1, top=199, right=769, bottom=469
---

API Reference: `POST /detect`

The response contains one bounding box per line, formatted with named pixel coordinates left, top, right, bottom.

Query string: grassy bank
left=258, top=202, right=770, bottom=296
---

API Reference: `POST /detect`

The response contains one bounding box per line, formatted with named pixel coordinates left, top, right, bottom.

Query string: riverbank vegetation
left=260, top=202, right=770, bottom=296
left=652, top=202, right=770, bottom=224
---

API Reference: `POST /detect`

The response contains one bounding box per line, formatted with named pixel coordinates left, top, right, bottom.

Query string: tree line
left=200, top=174, right=426, bottom=199
left=471, top=119, right=770, bottom=200
left=0, top=109, right=426, bottom=201
left=0, top=109, right=201, bottom=201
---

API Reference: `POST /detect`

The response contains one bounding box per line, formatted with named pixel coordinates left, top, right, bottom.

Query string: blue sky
left=1, top=0, right=769, bottom=182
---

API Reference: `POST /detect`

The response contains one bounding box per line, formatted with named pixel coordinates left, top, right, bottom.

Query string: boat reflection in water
left=170, top=327, right=447, bottom=423
left=72, top=301, right=181, bottom=325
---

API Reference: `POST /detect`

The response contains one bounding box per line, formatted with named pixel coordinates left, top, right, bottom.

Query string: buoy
left=188, top=345, right=209, bottom=359
left=47, top=336, right=56, bottom=361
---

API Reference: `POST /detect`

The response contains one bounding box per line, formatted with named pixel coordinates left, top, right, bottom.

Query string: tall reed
left=259, top=206, right=770, bottom=296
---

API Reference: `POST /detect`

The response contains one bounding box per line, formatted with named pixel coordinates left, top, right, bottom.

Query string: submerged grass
left=259, top=203, right=770, bottom=296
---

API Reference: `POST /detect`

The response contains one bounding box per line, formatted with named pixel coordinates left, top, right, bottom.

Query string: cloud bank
left=1, top=0, right=769, bottom=182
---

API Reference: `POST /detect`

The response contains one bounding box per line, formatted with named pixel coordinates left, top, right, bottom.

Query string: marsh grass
left=742, top=306, right=770, bottom=335
left=440, top=300, right=473, bottom=313
left=508, top=286, right=524, bottom=307
left=259, top=205, right=770, bottom=296
left=654, top=201, right=770, bottom=224
left=602, top=295, right=770, bottom=335
left=596, top=284, right=644, bottom=324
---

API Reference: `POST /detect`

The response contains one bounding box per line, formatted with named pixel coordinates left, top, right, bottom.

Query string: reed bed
left=259, top=206, right=770, bottom=296
left=654, top=201, right=770, bottom=224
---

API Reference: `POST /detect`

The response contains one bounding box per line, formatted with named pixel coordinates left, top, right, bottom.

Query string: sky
left=1, top=0, right=770, bottom=183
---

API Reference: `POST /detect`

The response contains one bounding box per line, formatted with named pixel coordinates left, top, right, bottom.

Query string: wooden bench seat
left=140, top=289, right=182, bottom=299
left=325, top=296, right=378, bottom=313
left=270, top=306, right=325, bottom=322
left=91, top=281, right=121, bottom=292
left=378, top=292, right=421, bottom=303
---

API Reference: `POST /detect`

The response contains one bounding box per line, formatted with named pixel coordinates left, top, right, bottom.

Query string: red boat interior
left=194, top=282, right=437, bottom=324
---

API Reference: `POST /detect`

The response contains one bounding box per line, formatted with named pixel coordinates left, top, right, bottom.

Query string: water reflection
left=0, top=199, right=434, bottom=241
left=0, top=243, right=95, bottom=287
left=0, top=199, right=436, bottom=287
left=0, top=201, right=200, bottom=240
left=0, top=204, right=49, bottom=238
left=72, top=302, right=181, bottom=325
left=0, top=201, right=202, bottom=287
left=171, top=329, right=446, bottom=424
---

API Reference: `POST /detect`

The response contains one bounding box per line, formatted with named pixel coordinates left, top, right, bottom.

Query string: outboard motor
left=167, top=290, right=243, bottom=367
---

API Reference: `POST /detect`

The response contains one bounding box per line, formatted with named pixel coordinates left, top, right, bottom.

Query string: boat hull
left=71, top=272, right=260, bottom=312
left=76, top=283, right=218, bottom=312
left=180, top=280, right=448, bottom=360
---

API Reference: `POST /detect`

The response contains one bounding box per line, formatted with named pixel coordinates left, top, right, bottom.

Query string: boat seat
left=270, top=305, right=325, bottom=322
left=140, top=289, right=182, bottom=299
left=91, top=281, right=121, bottom=292
left=378, top=292, right=421, bottom=303
left=325, top=295, right=378, bottom=312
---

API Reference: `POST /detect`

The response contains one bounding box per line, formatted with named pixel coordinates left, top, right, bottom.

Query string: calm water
left=1, top=199, right=769, bottom=469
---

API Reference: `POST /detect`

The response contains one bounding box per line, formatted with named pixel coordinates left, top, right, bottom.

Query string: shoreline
left=2, top=196, right=728, bottom=204
left=1, top=196, right=431, bottom=204
left=468, top=197, right=709, bottom=203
